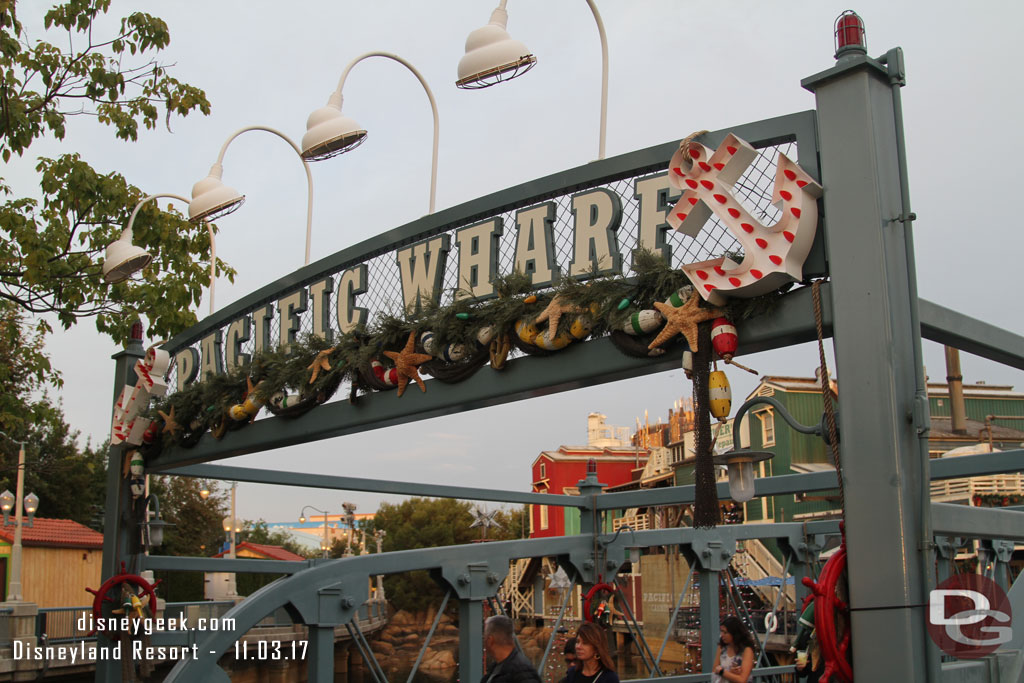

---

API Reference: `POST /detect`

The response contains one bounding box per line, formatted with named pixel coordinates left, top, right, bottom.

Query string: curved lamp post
left=299, top=505, right=332, bottom=559
left=108, top=193, right=222, bottom=315
left=189, top=126, right=316, bottom=265
left=456, top=0, right=609, bottom=160
left=301, top=51, right=440, bottom=214
left=103, top=194, right=185, bottom=284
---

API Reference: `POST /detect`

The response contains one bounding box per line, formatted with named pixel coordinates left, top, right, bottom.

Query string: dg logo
left=928, top=572, right=1012, bottom=658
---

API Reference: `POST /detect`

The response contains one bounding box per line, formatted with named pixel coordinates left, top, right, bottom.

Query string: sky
left=7, top=1, right=1024, bottom=527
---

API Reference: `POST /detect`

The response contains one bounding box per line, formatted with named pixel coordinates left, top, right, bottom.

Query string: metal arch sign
left=136, top=111, right=822, bottom=464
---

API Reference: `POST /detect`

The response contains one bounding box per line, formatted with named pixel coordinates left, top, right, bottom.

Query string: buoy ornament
left=623, top=309, right=663, bottom=335
left=708, top=370, right=732, bottom=422
left=710, top=318, right=738, bottom=360
left=270, top=391, right=302, bottom=410
left=371, top=360, right=398, bottom=386
left=228, top=379, right=266, bottom=421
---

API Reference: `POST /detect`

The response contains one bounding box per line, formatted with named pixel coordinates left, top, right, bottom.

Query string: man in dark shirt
left=481, top=615, right=541, bottom=683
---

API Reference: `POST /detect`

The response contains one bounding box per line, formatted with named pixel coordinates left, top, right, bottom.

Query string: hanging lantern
left=708, top=370, right=732, bottom=421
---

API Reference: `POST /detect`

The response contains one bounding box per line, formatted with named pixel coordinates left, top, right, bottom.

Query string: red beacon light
left=586, top=458, right=597, bottom=475
left=834, top=10, right=866, bottom=59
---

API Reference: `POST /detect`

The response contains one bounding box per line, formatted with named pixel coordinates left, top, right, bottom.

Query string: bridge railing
left=36, top=607, right=94, bottom=644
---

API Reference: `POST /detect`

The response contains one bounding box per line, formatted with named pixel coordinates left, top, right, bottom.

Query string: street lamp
left=104, top=193, right=194, bottom=283
left=299, top=505, right=332, bottom=559
left=341, top=502, right=358, bottom=557
left=189, top=125, right=316, bottom=266
left=301, top=51, right=440, bottom=214
left=456, top=0, right=610, bottom=160
left=0, top=431, right=37, bottom=603
left=141, top=494, right=172, bottom=550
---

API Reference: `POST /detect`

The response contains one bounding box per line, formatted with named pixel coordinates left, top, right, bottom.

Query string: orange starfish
left=648, top=291, right=723, bottom=353
left=157, top=406, right=181, bottom=436
left=307, top=346, right=336, bottom=384
left=382, top=331, right=433, bottom=397
left=534, top=295, right=585, bottom=334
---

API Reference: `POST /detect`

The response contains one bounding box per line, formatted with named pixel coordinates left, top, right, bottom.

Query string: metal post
left=698, top=567, right=719, bottom=674
left=458, top=598, right=484, bottom=683
left=97, top=332, right=145, bottom=683
left=8, top=442, right=24, bottom=601
left=803, top=49, right=931, bottom=680
left=307, top=624, right=335, bottom=682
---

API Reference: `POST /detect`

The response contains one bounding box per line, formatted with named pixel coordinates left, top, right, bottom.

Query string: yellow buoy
left=515, top=319, right=540, bottom=345
left=708, top=370, right=731, bottom=421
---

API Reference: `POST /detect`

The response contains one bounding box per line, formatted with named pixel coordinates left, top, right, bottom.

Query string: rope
left=812, top=280, right=845, bottom=521
left=692, top=322, right=719, bottom=528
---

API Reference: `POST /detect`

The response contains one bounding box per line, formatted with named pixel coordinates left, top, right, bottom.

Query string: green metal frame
left=98, top=42, right=1024, bottom=683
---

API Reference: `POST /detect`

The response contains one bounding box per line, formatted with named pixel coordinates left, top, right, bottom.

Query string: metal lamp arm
left=209, top=125, right=316, bottom=265
left=331, top=51, right=440, bottom=214
left=731, top=395, right=832, bottom=450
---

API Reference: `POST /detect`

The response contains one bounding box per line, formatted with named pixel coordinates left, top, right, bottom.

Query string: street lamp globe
left=23, top=493, right=38, bottom=517
left=299, top=515, right=307, bottom=524
left=199, top=486, right=210, bottom=500
left=0, top=490, right=13, bottom=513
left=222, top=517, right=233, bottom=534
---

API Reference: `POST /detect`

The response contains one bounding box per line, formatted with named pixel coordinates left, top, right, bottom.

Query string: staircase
left=732, top=539, right=795, bottom=609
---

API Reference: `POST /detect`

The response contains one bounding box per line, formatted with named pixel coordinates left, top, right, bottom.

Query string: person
left=794, top=638, right=825, bottom=682
left=481, top=615, right=541, bottom=683
left=556, top=637, right=578, bottom=683
left=566, top=622, right=619, bottom=683
left=710, top=616, right=755, bottom=683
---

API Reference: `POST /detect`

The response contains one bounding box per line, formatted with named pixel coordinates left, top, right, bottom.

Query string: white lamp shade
left=189, top=175, right=245, bottom=222
left=301, top=104, right=367, bottom=161
left=102, top=236, right=153, bottom=284
left=728, top=461, right=756, bottom=503
left=456, top=21, right=536, bottom=88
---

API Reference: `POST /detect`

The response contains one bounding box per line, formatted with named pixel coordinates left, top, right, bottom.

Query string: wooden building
left=0, top=518, right=103, bottom=608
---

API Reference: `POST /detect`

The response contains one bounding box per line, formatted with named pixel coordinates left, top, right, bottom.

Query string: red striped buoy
left=711, top=317, right=738, bottom=361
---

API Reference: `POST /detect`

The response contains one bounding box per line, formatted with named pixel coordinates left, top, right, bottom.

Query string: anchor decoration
left=666, top=133, right=823, bottom=305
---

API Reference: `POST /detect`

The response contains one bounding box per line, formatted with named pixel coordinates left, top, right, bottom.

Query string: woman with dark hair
left=566, top=622, right=619, bottom=683
left=710, top=615, right=755, bottom=683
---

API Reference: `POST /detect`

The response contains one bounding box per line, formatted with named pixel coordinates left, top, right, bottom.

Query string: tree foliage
left=367, top=498, right=525, bottom=612
left=0, top=1, right=232, bottom=345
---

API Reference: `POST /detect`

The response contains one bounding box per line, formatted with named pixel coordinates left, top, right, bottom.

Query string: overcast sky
left=8, top=1, right=1024, bottom=525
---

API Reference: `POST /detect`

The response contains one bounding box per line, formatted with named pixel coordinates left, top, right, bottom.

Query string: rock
left=402, top=633, right=420, bottom=644
left=391, top=610, right=415, bottom=625
left=370, top=641, right=394, bottom=656
left=422, top=649, right=456, bottom=670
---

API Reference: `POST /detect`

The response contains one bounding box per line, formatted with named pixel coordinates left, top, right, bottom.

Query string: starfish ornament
left=157, top=406, right=181, bottom=436
left=382, top=331, right=433, bottom=397
left=648, top=291, right=723, bottom=353
left=534, top=295, right=585, bottom=334
left=307, top=346, right=337, bottom=384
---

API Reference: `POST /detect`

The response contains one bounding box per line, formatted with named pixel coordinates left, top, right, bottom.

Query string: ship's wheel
left=583, top=582, right=616, bottom=626
left=802, top=531, right=852, bottom=682
left=85, top=563, right=161, bottom=636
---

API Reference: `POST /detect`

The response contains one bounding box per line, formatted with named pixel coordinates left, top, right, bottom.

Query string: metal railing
left=36, top=607, right=94, bottom=644
left=0, top=607, right=12, bottom=650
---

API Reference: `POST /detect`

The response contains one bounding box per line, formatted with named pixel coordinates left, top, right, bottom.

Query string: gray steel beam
left=930, top=449, right=1024, bottom=480
left=804, top=51, right=931, bottom=681
left=307, top=626, right=334, bottom=683
left=919, top=299, right=1024, bottom=371
left=168, top=463, right=579, bottom=507
left=931, top=503, right=1024, bottom=542
left=148, top=284, right=826, bottom=471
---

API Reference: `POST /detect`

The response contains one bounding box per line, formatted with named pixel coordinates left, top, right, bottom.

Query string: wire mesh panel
left=162, top=121, right=810, bottom=399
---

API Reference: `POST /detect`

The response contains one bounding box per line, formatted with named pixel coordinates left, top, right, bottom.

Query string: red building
left=529, top=414, right=649, bottom=538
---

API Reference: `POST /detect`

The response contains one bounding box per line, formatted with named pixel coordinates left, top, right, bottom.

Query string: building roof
left=532, top=445, right=649, bottom=467
left=213, top=542, right=306, bottom=561
left=929, top=417, right=1024, bottom=442
left=0, top=517, right=103, bottom=549
left=925, top=383, right=1024, bottom=399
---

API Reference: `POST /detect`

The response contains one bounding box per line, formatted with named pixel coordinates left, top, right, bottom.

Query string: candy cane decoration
left=111, top=347, right=171, bottom=446
left=667, top=133, right=822, bottom=305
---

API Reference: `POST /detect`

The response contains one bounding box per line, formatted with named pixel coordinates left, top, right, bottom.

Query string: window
left=539, top=462, right=546, bottom=479
left=756, top=409, right=776, bottom=447
left=539, top=505, right=549, bottom=530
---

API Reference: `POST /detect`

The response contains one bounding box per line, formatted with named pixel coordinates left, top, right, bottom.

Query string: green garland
left=141, top=250, right=786, bottom=455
